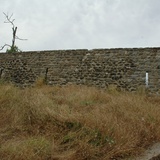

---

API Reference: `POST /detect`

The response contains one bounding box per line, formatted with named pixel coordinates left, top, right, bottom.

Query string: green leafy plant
left=6, top=45, right=21, bottom=53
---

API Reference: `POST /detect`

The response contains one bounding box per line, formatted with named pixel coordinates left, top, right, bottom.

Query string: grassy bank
left=0, top=83, right=160, bottom=160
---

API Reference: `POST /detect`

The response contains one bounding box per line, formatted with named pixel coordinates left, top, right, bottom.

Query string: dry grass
left=0, top=83, right=160, bottom=160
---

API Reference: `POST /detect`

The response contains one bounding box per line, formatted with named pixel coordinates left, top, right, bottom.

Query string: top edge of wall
left=0, top=47, right=160, bottom=54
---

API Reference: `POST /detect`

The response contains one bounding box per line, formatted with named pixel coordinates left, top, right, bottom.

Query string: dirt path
left=133, top=143, right=160, bottom=160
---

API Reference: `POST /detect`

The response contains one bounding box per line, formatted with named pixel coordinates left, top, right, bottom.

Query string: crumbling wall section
left=0, top=48, right=160, bottom=93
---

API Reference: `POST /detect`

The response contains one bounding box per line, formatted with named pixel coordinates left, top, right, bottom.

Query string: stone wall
left=0, top=48, right=160, bottom=93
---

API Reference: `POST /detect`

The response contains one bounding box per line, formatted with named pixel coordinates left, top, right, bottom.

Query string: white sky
left=0, top=0, right=160, bottom=52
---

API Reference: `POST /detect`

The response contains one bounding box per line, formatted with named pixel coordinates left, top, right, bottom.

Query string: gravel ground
left=134, top=143, right=160, bottom=160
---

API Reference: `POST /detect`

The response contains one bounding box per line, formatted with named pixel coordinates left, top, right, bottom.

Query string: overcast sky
left=0, top=0, right=160, bottom=52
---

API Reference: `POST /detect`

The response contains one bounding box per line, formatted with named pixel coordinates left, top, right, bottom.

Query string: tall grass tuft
left=0, top=83, right=160, bottom=159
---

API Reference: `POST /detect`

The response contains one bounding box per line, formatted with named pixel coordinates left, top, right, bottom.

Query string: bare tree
left=0, top=12, right=27, bottom=53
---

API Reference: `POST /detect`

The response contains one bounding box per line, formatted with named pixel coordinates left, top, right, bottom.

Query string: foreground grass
left=0, top=84, right=160, bottom=160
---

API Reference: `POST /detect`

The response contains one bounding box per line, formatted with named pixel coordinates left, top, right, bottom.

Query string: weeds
left=0, top=84, right=160, bottom=159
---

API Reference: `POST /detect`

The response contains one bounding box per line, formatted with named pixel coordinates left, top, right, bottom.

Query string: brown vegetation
left=0, top=82, right=160, bottom=160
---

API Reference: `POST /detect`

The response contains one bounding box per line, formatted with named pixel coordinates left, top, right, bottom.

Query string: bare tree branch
left=3, top=12, right=15, bottom=28
left=15, top=36, right=27, bottom=41
left=1, top=12, right=27, bottom=53
left=0, top=44, right=11, bottom=51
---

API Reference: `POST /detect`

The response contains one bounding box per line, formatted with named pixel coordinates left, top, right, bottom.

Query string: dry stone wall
left=0, top=48, right=160, bottom=93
